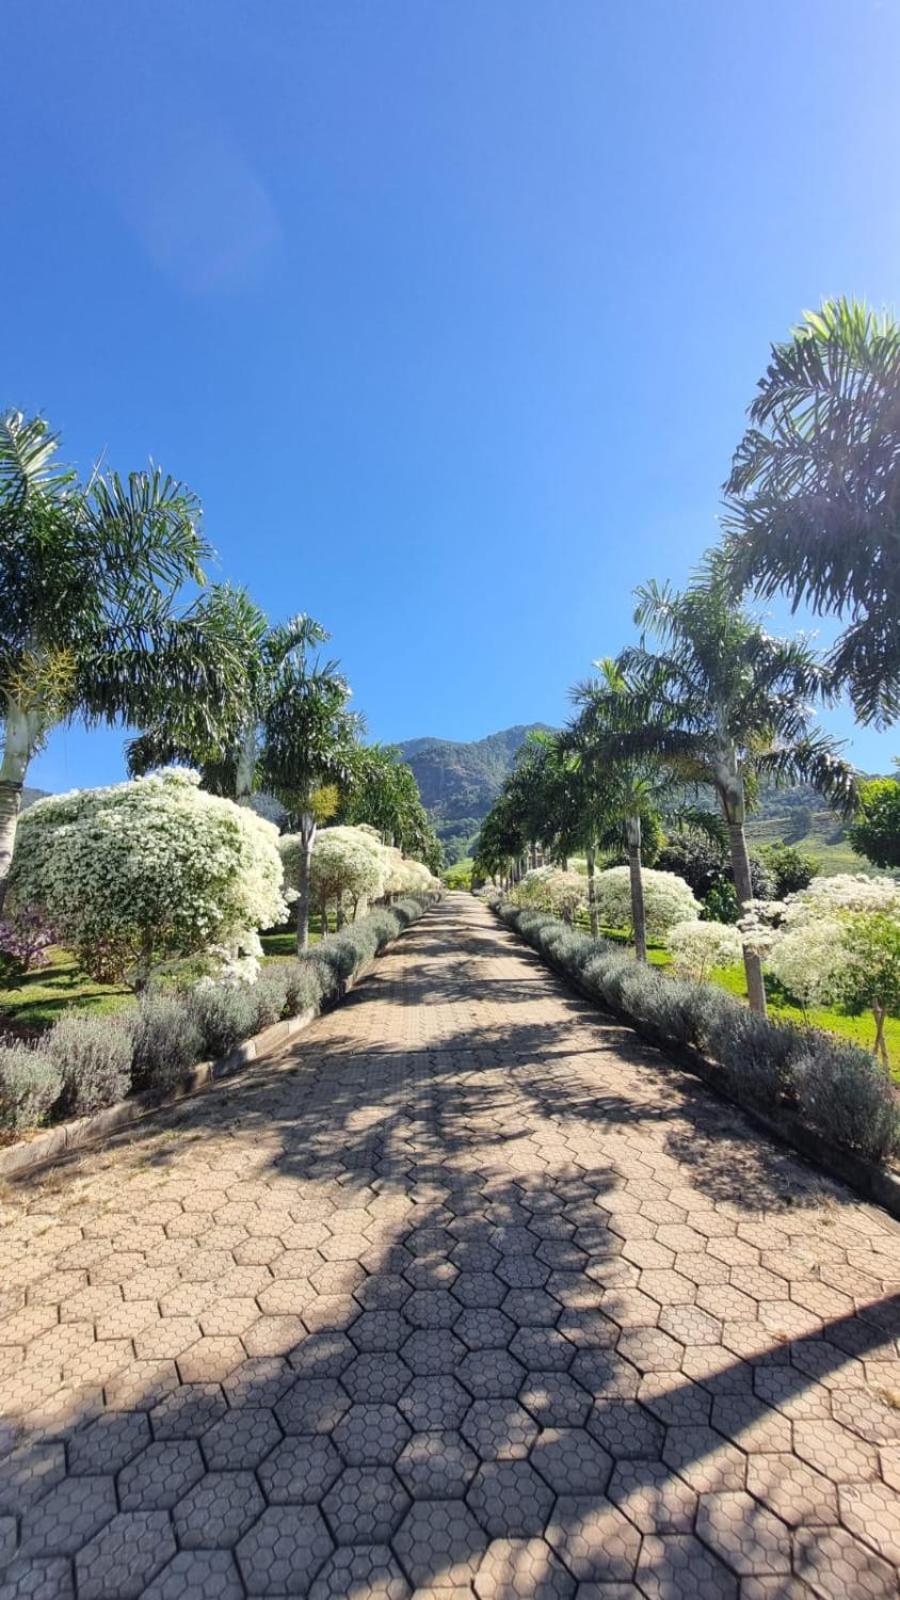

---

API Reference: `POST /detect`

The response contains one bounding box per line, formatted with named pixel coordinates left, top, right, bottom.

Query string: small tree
left=512, top=867, right=587, bottom=924
left=849, top=767, right=900, bottom=870
left=7, top=769, right=286, bottom=988
left=668, top=919, right=743, bottom=981
left=285, top=825, right=385, bottom=930
left=593, top=866, right=700, bottom=943
left=760, top=843, right=819, bottom=898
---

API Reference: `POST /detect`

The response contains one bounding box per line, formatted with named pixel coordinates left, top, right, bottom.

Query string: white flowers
left=592, top=866, right=701, bottom=940
left=9, top=768, right=287, bottom=986
left=741, top=873, right=900, bottom=1018
left=668, top=919, right=743, bottom=980
left=512, top=868, right=587, bottom=922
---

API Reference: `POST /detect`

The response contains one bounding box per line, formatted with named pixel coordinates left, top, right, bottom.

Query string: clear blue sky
left=5, top=0, right=899, bottom=791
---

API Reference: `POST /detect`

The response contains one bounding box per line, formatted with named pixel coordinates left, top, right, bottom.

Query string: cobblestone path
left=2, top=893, right=900, bottom=1598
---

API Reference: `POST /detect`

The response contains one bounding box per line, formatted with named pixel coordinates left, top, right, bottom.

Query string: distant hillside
left=21, top=787, right=49, bottom=809
left=398, top=724, right=554, bottom=861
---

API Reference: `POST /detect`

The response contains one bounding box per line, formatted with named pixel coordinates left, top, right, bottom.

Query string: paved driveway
left=2, top=892, right=900, bottom=1597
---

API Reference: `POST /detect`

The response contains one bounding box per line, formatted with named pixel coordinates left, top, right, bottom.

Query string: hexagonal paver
left=150, top=1384, right=227, bottom=1440
left=399, top=1377, right=472, bottom=1432
left=200, top=1406, right=281, bottom=1469
left=466, top=1460, right=554, bottom=1538
left=333, top=1405, right=411, bottom=1466
left=141, top=1551, right=245, bottom=1600
left=118, top=1440, right=205, bottom=1509
left=461, top=1401, right=539, bottom=1462
left=396, top=1431, right=479, bottom=1500
left=608, top=1458, right=697, bottom=1533
left=746, top=1452, right=837, bottom=1527
left=67, top=1413, right=151, bottom=1475
left=275, top=1380, right=350, bottom=1436
left=545, top=1494, right=640, bottom=1582
left=321, top=1465, right=410, bottom=1544
left=473, top=1537, right=576, bottom=1598
left=794, top=1524, right=897, bottom=1600
left=695, top=1490, right=791, bottom=1576
left=75, top=1512, right=176, bottom=1600
left=839, top=1480, right=900, bottom=1566
left=636, top=1532, right=738, bottom=1599
left=308, top=1544, right=411, bottom=1599
left=258, top=1435, right=343, bottom=1504
left=237, top=1504, right=334, bottom=1595
left=401, top=1330, right=466, bottom=1376
left=19, top=1475, right=117, bottom=1557
left=519, top=1373, right=591, bottom=1428
left=460, top=1350, right=526, bottom=1400
left=392, top=1499, right=488, bottom=1589
left=174, top=1471, right=266, bottom=1548
left=0, top=1558, right=75, bottom=1599
left=342, top=1352, right=412, bottom=1404
left=455, top=1310, right=516, bottom=1350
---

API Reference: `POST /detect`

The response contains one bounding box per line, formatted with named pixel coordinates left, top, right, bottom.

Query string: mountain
left=21, top=787, right=49, bottom=810
left=397, top=724, right=554, bottom=862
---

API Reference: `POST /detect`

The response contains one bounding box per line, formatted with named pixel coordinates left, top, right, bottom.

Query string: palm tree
left=0, top=410, right=250, bottom=909
left=259, top=633, right=361, bottom=950
left=569, top=662, right=666, bottom=959
left=722, top=297, right=900, bottom=726
left=342, top=744, right=441, bottom=868
left=612, top=581, right=858, bottom=1013
left=128, top=599, right=328, bottom=807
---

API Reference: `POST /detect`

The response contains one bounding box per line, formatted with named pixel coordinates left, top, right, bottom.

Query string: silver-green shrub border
left=492, top=899, right=900, bottom=1196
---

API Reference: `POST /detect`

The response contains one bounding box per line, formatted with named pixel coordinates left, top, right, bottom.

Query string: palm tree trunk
left=586, top=844, right=598, bottom=937
left=0, top=700, right=39, bottom=915
left=295, top=812, right=317, bottom=952
left=234, top=728, right=257, bottom=806
left=874, top=1003, right=888, bottom=1067
left=727, top=819, right=767, bottom=1016
left=626, top=815, right=647, bottom=962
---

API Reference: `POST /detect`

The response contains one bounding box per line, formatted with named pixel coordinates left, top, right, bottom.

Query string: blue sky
left=5, top=0, right=900, bottom=792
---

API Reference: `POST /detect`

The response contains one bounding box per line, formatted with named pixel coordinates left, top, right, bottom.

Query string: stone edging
left=0, top=953, right=384, bottom=1182
left=492, top=907, right=900, bottom=1224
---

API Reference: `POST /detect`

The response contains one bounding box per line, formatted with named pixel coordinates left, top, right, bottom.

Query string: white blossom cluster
left=9, top=768, right=287, bottom=985
left=741, top=873, right=900, bottom=1011
left=279, top=824, right=440, bottom=913
left=668, top=918, right=743, bottom=980
left=592, top=866, right=701, bottom=940
left=512, top=867, right=587, bottom=922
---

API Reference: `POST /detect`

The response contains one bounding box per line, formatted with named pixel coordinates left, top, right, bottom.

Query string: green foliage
left=442, top=859, right=473, bottom=890
left=849, top=771, right=900, bottom=869
left=0, top=1046, right=62, bottom=1131
left=43, top=1011, right=132, bottom=1116
left=759, top=843, right=820, bottom=898
left=129, top=992, right=203, bottom=1093
left=723, top=297, right=900, bottom=725
left=792, top=1034, right=900, bottom=1162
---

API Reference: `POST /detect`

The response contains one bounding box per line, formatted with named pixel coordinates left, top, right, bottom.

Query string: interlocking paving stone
left=6, top=896, right=900, bottom=1596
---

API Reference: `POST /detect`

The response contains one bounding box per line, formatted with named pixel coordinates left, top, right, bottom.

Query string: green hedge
left=495, top=900, right=900, bottom=1165
left=0, top=893, right=439, bottom=1137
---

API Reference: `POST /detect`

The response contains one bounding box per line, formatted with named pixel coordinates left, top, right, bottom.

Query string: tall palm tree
left=128, top=599, right=327, bottom=807
left=0, top=411, right=250, bottom=909
left=612, top=581, right=858, bottom=1013
left=569, top=662, right=666, bottom=959
left=259, top=635, right=361, bottom=950
left=722, top=297, right=900, bottom=726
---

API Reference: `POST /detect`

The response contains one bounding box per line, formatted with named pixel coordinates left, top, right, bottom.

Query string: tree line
left=476, top=297, right=900, bottom=1016
left=0, top=410, right=440, bottom=949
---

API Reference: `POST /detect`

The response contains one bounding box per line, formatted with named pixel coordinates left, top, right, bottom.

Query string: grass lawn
left=1, top=918, right=324, bottom=1034
left=583, top=922, right=899, bottom=1073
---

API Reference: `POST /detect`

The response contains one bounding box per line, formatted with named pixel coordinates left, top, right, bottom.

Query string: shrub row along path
left=3, top=893, right=900, bottom=1599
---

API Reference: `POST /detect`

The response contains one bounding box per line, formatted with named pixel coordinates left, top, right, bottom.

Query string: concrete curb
left=493, top=908, right=900, bottom=1224
left=0, top=945, right=390, bottom=1183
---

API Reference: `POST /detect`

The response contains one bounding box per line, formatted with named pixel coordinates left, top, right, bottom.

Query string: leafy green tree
left=128, top=601, right=327, bottom=806
left=759, top=842, right=820, bottom=898
left=0, top=410, right=250, bottom=909
left=474, top=790, right=528, bottom=887
left=342, top=744, right=441, bottom=870
left=612, top=580, right=857, bottom=1013
left=848, top=766, right=900, bottom=870
left=259, top=633, right=361, bottom=950
left=722, top=298, right=900, bottom=725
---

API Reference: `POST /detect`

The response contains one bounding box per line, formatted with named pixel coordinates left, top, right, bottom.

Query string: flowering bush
left=305, top=826, right=387, bottom=917
left=43, top=1013, right=132, bottom=1117
left=668, top=919, right=743, bottom=980
left=0, top=908, right=56, bottom=979
left=7, top=769, right=288, bottom=988
left=0, top=1047, right=62, bottom=1132
left=512, top=867, right=586, bottom=923
left=593, top=866, right=701, bottom=941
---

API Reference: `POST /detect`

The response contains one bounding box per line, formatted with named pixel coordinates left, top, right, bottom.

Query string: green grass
left=1, top=919, right=324, bottom=1033
left=744, top=810, right=866, bottom=876
left=0, top=947, right=132, bottom=1032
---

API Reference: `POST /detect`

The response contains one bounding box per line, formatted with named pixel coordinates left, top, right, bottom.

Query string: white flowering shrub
left=382, top=848, right=441, bottom=897
left=668, top=919, right=743, bottom=980
left=299, top=826, right=387, bottom=916
left=593, top=867, right=701, bottom=941
left=8, top=768, right=287, bottom=987
left=512, top=867, right=586, bottom=922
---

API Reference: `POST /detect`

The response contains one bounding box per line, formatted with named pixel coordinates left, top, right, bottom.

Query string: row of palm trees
left=478, top=295, right=900, bottom=1015
left=0, top=409, right=439, bottom=945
